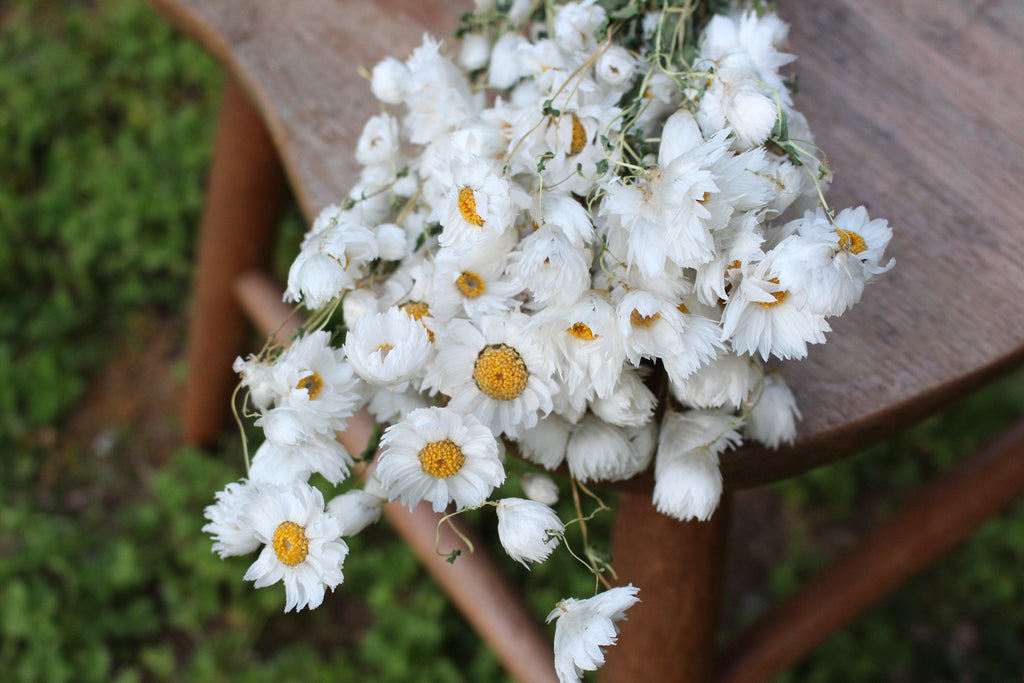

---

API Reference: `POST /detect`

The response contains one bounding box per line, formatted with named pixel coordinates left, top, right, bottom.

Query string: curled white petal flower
left=496, top=498, right=564, bottom=567
left=515, top=414, right=573, bottom=470
left=370, top=56, right=408, bottom=104
left=343, top=307, right=432, bottom=389
left=248, top=431, right=354, bottom=486
left=376, top=223, right=409, bottom=261
left=233, top=355, right=278, bottom=413
left=376, top=407, right=505, bottom=513
left=743, top=371, right=800, bottom=448
left=356, top=113, right=401, bottom=167
left=342, top=288, right=379, bottom=328
left=203, top=479, right=262, bottom=558
left=553, top=0, right=607, bottom=52
left=459, top=32, right=491, bottom=71
left=547, top=585, right=641, bottom=683
left=327, top=488, right=384, bottom=537
left=566, top=414, right=649, bottom=483
left=515, top=227, right=593, bottom=306
left=595, top=44, right=636, bottom=86
left=588, top=367, right=656, bottom=428
left=653, top=410, right=741, bottom=521
left=520, top=472, right=560, bottom=506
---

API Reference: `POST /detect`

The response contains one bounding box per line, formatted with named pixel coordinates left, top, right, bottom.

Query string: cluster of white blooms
left=204, top=2, right=892, bottom=679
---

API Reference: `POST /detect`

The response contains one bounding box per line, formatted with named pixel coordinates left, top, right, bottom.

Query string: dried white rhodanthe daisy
left=495, top=497, right=564, bottom=567
left=242, top=481, right=348, bottom=612
left=547, top=585, right=642, bottom=683
left=375, top=406, right=505, bottom=513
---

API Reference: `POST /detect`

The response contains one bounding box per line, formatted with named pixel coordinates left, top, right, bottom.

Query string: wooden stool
left=149, top=0, right=1024, bottom=680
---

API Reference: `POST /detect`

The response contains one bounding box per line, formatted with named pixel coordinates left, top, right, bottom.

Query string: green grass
left=1, top=0, right=1022, bottom=681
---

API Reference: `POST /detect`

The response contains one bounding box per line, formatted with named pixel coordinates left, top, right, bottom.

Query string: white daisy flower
left=343, top=307, right=432, bottom=389
left=430, top=246, right=523, bottom=321
left=653, top=409, right=741, bottom=521
left=242, top=481, right=348, bottom=612
left=547, top=585, right=641, bottom=683
left=376, top=407, right=505, bottom=513
left=488, top=32, right=530, bottom=89
left=376, top=223, right=409, bottom=261
left=595, top=44, right=637, bottom=87
left=529, top=290, right=626, bottom=399
left=515, top=226, right=593, bottom=306
left=553, top=0, right=606, bottom=53
left=370, top=56, right=408, bottom=104
left=495, top=497, right=564, bottom=567
left=437, top=156, right=520, bottom=253
left=233, top=354, right=278, bottom=413
left=773, top=206, right=895, bottom=316
left=615, top=288, right=724, bottom=381
left=355, top=113, right=401, bottom=167
left=203, top=479, right=261, bottom=558
left=401, top=36, right=476, bottom=145
left=529, top=191, right=596, bottom=250
left=425, top=314, right=556, bottom=438
left=266, top=330, right=364, bottom=437
left=697, top=60, right=781, bottom=149
left=743, top=371, right=801, bottom=448
left=285, top=206, right=379, bottom=309
left=719, top=258, right=831, bottom=361
left=698, top=10, right=794, bottom=92
left=459, top=32, right=492, bottom=71
left=520, top=472, right=561, bottom=506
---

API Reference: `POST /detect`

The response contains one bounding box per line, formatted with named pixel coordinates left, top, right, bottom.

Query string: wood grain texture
left=148, top=0, right=1024, bottom=489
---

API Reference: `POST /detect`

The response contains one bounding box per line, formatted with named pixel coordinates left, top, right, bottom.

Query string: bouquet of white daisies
left=203, top=1, right=893, bottom=679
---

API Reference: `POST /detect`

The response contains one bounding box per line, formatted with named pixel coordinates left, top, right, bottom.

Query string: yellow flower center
left=401, top=301, right=434, bottom=342
left=630, top=309, right=660, bottom=328
left=296, top=372, right=323, bottom=400
left=569, top=114, right=587, bottom=155
left=567, top=322, right=597, bottom=340
left=418, top=439, right=465, bottom=479
left=758, top=278, right=788, bottom=308
left=272, top=521, right=309, bottom=567
left=377, top=343, right=393, bottom=359
left=458, top=187, right=485, bottom=227
left=473, top=343, right=529, bottom=401
left=835, top=229, right=868, bottom=254
left=456, top=271, right=486, bottom=298
left=677, top=301, right=690, bottom=314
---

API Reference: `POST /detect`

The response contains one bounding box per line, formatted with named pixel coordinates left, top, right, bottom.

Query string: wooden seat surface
left=149, top=0, right=1024, bottom=490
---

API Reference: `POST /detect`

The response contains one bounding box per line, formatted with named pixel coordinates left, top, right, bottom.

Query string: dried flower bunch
left=204, top=1, right=893, bottom=678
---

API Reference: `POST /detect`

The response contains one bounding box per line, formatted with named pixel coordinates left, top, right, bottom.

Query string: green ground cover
left=1, top=0, right=1020, bottom=680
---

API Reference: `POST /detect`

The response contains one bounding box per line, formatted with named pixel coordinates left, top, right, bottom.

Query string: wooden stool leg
left=601, top=490, right=732, bottom=682
left=182, top=76, right=287, bottom=447
left=716, top=418, right=1024, bottom=683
